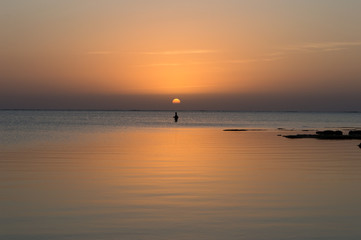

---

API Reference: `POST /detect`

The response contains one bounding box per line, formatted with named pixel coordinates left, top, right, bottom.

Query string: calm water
left=1, top=110, right=361, bottom=144
left=1, top=110, right=361, bottom=239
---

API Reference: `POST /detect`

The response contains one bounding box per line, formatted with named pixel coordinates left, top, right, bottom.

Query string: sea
left=1, top=110, right=361, bottom=240
left=1, top=110, right=361, bottom=144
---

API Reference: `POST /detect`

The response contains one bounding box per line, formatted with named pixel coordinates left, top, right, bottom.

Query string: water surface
left=1, top=111, right=361, bottom=239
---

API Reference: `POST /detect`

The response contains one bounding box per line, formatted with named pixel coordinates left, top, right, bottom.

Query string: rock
left=359, top=143, right=361, bottom=148
left=284, top=134, right=317, bottom=139
left=316, top=130, right=343, bottom=136
left=284, top=129, right=361, bottom=140
left=223, top=129, right=247, bottom=131
left=223, top=129, right=265, bottom=131
left=349, top=130, right=361, bottom=136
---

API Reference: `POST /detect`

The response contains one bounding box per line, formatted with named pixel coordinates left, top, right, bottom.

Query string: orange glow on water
left=2, top=128, right=361, bottom=238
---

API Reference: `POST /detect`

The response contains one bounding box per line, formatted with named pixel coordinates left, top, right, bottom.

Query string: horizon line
left=1, top=108, right=360, bottom=113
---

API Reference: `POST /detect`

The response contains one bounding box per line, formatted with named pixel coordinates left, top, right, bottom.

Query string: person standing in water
left=173, top=112, right=179, bottom=122
left=171, top=99, right=181, bottom=122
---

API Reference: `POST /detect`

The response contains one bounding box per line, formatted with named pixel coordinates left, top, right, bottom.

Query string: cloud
left=139, top=49, right=218, bottom=55
left=137, top=57, right=283, bottom=68
left=254, top=41, right=361, bottom=62
left=86, top=49, right=218, bottom=56
left=89, top=41, right=361, bottom=67
left=278, top=41, right=361, bottom=54
left=87, top=51, right=114, bottom=55
left=138, top=63, right=183, bottom=67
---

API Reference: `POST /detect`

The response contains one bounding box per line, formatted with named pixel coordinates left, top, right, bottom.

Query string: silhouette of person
left=173, top=112, right=179, bottom=122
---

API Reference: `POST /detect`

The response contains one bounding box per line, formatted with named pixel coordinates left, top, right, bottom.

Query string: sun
left=172, top=98, right=181, bottom=104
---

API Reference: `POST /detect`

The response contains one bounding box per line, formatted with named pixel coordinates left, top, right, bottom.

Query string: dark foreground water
left=1, top=111, right=361, bottom=239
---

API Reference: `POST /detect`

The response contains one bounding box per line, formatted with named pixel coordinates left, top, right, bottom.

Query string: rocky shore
left=283, top=130, right=361, bottom=140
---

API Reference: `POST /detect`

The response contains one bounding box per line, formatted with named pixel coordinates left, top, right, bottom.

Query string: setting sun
left=172, top=98, right=181, bottom=104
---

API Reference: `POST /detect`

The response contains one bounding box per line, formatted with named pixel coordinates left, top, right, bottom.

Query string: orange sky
left=1, top=0, right=361, bottom=110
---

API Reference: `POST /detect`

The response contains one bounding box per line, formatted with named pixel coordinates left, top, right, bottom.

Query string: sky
left=1, top=0, right=361, bottom=111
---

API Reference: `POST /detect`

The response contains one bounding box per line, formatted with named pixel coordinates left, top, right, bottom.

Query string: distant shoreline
left=1, top=109, right=360, bottom=113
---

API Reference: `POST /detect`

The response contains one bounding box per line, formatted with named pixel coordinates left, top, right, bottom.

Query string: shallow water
left=1, top=110, right=361, bottom=146
left=0, top=125, right=361, bottom=239
left=1, top=123, right=361, bottom=239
